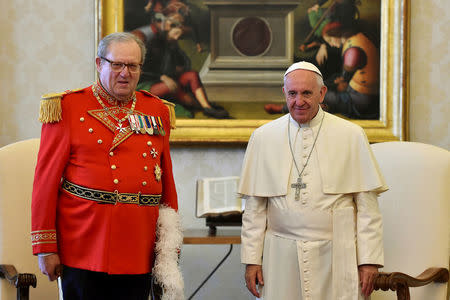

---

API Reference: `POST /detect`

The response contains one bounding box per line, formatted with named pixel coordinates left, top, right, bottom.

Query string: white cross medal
left=291, top=177, right=306, bottom=201
left=115, top=122, right=127, bottom=133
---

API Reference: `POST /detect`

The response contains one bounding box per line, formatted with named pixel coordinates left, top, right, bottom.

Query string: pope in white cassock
left=239, top=61, right=388, bottom=300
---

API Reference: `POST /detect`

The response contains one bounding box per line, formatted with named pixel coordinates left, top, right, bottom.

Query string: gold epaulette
left=161, top=100, right=176, bottom=129
left=140, top=90, right=176, bottom=129
left=39, top=88, right=84, bottom=123
left=39, top=92, right=65, bottom=123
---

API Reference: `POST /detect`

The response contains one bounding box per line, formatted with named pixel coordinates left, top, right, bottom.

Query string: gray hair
left=97, top=32, right=147, bottom=64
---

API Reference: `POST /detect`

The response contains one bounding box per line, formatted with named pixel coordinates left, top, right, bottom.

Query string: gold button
left=97, top=139, right=103, bottom=144
left=109, top=152, right=114, bottom=156
left=111, top=165, right=117, bottom=170
left=142, top=153, right=147, bottom=158
left=142, top=181, right=147, bottom=186
left=113, top=179, right=119, bottom=184
left=88, top=128, right=93, bottom=133
left=80, top=117, right=85, bottom=122
left=144, top=166, right=148, bottom=171
left=147, top=141, right=152, bottom=146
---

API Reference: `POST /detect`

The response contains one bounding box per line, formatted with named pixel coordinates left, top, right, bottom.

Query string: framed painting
left=96, top=0, right=409, bottom=144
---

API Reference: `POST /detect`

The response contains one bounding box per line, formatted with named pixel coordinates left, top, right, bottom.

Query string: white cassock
left=239, top=107, right=388, bottom=300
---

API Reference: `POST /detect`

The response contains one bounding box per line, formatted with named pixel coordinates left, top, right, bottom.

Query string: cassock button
left=88, top=128, right=94, bottom=133
left=111, top=165, right=117, bottom=170
left=109, top=152, right=114, bottom=156
left=97, top=139, right=103, bottom=144
left=144, top=166, right=148, bottom=171
left=113, top=179, right=119, bottom=184
left=147, top=141, right=152, bottom=146
left=143, top=153, right=147, bottom=158
left=80, top=117, right=85, bottom=122
left=142, top=181, right=147, bottom=186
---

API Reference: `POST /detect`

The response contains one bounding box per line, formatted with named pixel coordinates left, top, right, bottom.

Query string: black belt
left=62, top=180, right=160, bottom=206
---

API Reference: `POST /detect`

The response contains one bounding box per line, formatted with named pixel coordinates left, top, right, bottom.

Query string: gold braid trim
left=162, top=100, right=176, bottom=129
left=39, top=92, right=65, bottom=123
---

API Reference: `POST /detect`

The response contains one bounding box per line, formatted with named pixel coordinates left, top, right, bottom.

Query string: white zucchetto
left=284, top=61, right=323, bottom=77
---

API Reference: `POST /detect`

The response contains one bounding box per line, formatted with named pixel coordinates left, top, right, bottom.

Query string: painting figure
left=320, top=21, right=380, bottom=119
left=143, top=0, right=203, bottom=52
left=266, top=0, right=379, bottom=119
left=132, top=2, right=230, bottom=119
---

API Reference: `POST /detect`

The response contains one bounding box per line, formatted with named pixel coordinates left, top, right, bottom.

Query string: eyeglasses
left=100, top=57, right=142, bottom=73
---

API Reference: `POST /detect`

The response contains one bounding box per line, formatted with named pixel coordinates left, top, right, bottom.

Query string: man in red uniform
left=31, top=32, right=182, bottom=300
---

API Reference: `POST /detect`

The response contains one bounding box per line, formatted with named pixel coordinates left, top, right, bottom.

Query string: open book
left=196, top=176, right=242, bottom=218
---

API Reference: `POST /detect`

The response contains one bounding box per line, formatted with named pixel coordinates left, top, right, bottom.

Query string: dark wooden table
left=183, top=228, right=241, bottom=245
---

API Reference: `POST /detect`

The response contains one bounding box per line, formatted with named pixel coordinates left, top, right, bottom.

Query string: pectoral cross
left=291, top=177, right=306, bottom=201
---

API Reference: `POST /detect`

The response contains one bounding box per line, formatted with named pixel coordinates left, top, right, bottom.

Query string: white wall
left=0, top=0, right=449, bottom=299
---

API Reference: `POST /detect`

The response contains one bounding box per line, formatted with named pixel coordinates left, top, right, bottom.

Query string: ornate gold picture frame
left=96, top=0, right=409, bottom=144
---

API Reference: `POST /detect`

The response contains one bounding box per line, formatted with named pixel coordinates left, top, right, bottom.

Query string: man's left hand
left=358, top=264, right=379, bottom=298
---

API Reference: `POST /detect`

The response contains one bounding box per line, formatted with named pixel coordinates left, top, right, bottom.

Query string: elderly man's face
left=96, top=41, right=141, bottom=101
left=283, top=69, right=327, bottom=124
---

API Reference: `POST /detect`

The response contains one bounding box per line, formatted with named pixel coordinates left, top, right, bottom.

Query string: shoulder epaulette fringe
left=39, top=92, right=65, bottom=123
left=162, top=100, right=176, bottom=129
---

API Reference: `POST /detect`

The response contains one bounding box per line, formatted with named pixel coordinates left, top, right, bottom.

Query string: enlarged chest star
left=154, top=164, right=162, bottom=182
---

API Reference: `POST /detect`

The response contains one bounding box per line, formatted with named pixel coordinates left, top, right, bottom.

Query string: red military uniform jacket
left=31, top=84, right=178, bottom=275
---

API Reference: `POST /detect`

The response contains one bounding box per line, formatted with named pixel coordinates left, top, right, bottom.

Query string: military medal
left=137, top=115, right=147, bottom=134
left=128, top=115, right=141, bottom=133
left=144, top=116, right=154, bottom=135
left=150, top=116, right=160, bottom=136
left=157, top=116, right=166, bottom=136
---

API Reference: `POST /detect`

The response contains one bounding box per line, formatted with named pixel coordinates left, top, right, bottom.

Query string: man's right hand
left=245, top=264, right=264, bottom=298
left=38, top=253, right=62, bottom=281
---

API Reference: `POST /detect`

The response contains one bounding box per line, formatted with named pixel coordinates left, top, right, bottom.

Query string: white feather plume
left=153, top=205, right=184, bottom=300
